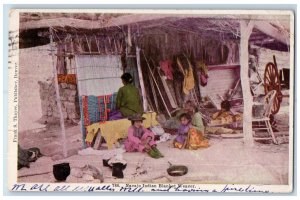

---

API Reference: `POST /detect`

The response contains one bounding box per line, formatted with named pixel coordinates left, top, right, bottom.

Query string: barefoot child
left=124, top=114, right=163, bottom=158
left=174, top=113, right=209, bottom=150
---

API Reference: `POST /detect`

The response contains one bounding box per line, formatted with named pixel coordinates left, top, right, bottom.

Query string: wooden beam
left=254, top=21, right=290, bottom=45
left=240, top=20, right=255, bottom=147
left=142, top=51, right=171, bottom=117
left=136, top=45, right=148, bottom=112
left=20, top=14, right=173, bottom=30
left=50, top=28, right=68, bottom=157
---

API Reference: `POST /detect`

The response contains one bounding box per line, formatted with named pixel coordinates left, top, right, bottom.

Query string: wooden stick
left=228, top=79, right=241, bottom=100
left=192, top=88, right=200, bottom=106
left=94, top=35, right=100, bottom=53
left=104, top=37, right=108, bottom=54
left=114, top=39, right=118, bottom=54
left=273, top=55, right=278, bottom=68
left=148, top=69, right=159, bottom=111
left=70, top=38, right=76, bottom=74
left=156, top=66, right=177, bottom=108
left=93, top=129, right=103, bottom=150
left=150, top=59, right=178, bottom=108
left=136, top=45, right=148, bottom=112
left=18, top=171, right=52, bottom=178
left=84, top=34, right=92, bottom=53
left=50, top=28, right=68, bottom=158
left=142, top=51, right=171, bottom=117
left=128, top=26, right=132, bottom=46
left=146, top=96, right=155, bottom=112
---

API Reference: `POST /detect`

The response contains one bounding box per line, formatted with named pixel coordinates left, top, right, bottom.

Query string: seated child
left=174, top=113, right=209, bottom=150
left=174, top=113, right=191, bottom=149
left=210, top=100, right=243, bottom=125
left=206, top=100, right=242, bottom=135
left=180, top=101, right=206, bottom=132
left=162, top=100, right=198, bottom=130
left=124, top=114, right=163, bottom=158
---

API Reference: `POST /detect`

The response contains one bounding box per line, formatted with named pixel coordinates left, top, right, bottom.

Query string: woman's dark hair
left=121, top=73, right=133, bottom=84
left=221, top=100, right=231, bottom=111
left=179, top=113, right=192, bottom=121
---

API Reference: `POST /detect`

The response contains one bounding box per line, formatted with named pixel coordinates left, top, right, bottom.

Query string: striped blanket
left=79, top=93, right=118, bottom=126
left=79, top=93, right=118, bottom=147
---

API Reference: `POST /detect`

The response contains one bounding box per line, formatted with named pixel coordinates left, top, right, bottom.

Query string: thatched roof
left=19, top=11, right=292, bottom=46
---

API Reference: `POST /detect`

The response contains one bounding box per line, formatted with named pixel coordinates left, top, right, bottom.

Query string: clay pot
left=53, top=163, right=70, bottom=181
left=112, top=163, right=127, bottom=179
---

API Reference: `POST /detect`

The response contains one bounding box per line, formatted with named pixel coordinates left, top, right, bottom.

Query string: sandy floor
left=17, top=99, right=291, bottom=185
left=18, top=132, right=289, bottom=185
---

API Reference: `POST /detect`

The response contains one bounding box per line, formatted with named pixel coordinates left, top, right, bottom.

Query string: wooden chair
left=252, top=90, right=278, bottom=144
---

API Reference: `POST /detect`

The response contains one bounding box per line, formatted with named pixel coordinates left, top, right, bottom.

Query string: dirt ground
left=17, top=67, right=291, bottom=186
left=18, top=123, right=290, bottom=185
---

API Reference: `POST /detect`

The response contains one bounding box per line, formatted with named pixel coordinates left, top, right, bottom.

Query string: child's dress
left=174, top=123, right=209, bottom=149
left=185, top=127, right=210, bottom=150
left=124, top=125, right=156, bottom=152
left=174, top=124, right=190, bottom=149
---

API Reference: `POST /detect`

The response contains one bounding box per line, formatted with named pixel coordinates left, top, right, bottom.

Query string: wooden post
left=50, top=28, right=68, bottom=157
left=136, top=45, right=148, bottom=111
left=240, top=20, right=254, bottom=147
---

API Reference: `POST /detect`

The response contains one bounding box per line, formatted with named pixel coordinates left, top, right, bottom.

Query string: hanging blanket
left=79, top=93, right=118, bottom=148
left=177, top=58, right=195, bottom=95
left=196, top=61, right=209, bottom=86
left=159, top=60, right=173, bottom=80
left=80, top=93, right=118, bottom=126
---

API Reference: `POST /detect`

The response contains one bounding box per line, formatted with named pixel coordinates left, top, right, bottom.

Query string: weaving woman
left=109, top=73, right=143, bottom=120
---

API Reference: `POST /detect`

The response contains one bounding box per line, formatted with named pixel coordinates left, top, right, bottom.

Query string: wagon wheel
left=264, top=62, right=282, bottom=114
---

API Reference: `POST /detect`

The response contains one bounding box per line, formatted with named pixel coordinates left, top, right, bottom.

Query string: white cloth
left=108, top=154, right=127, bottom=166
left=150, top=125, right=165, bottom=136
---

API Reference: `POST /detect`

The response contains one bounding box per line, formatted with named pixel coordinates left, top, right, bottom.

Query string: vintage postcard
left=7, top=9, right=294, bottom=193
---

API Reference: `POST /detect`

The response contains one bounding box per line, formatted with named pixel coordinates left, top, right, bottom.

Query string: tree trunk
left=240, top=21, right=254, bottom=147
